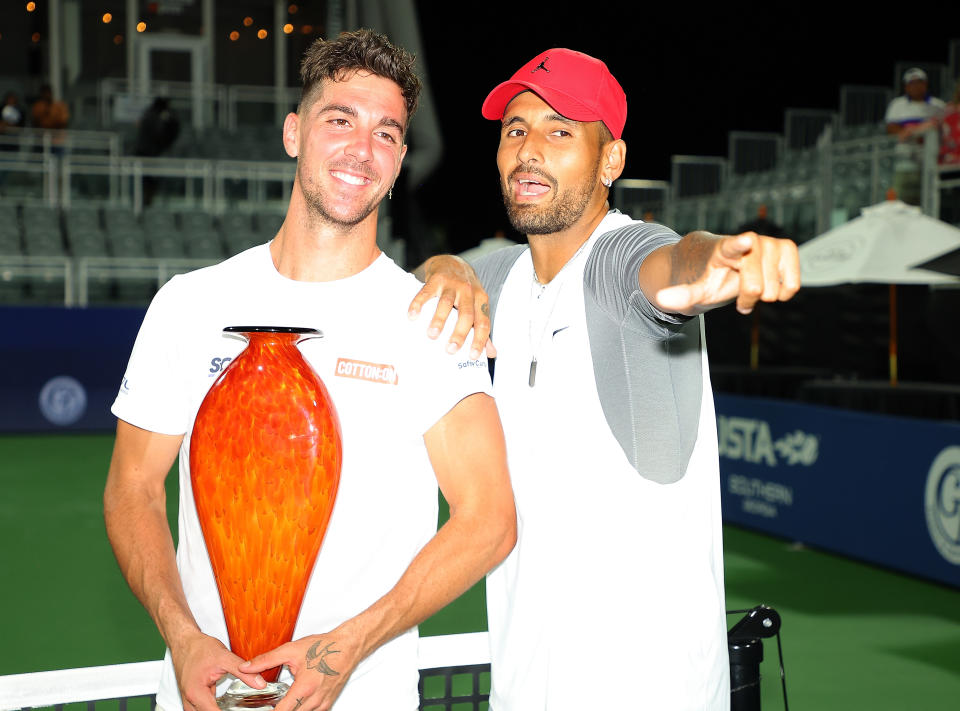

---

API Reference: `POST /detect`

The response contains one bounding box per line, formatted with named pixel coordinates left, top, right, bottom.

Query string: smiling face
left=284, top=70, right=407, bottom=229
left=497, top=91, right=609, bottom=236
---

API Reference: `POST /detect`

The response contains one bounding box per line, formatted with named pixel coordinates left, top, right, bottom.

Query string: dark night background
left=413, top=5, right=958, bottom=249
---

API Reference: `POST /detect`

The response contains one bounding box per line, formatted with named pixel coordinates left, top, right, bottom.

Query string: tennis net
left=0, top=632, right=491, bottom=711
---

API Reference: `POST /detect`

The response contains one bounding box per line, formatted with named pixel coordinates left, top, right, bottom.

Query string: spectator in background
left=886, top=68, right=945, bottom=205
left=134, top=97, right=180, bottom=157
left=134, top=97, right=181, bottom=205
left=901, top=78, right=960, bottom=223
left=30, top=84, right=70, bottom=157
left=0, top=91, right=25, bottom=191
left=1, top=91, right=25, bottom=156
left=737, top=203, right=785, bottom=238
left=31, top=84, right=69, bottom=130
left=1, top=91, right=25, bottom=136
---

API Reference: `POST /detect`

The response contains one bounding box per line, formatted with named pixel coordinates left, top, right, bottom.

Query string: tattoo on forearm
left=293, top=698, right=303, bottom=711
left=480, top=302, right=490, bottom=317
left=305, top=640, right=341, bottom=676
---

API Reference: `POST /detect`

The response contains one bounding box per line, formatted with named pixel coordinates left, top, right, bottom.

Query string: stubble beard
left=298, top=161, right=384, bottom=229
left=501, top=159, right=601, bottom=236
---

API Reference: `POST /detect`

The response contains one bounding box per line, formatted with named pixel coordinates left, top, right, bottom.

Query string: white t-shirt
left=886, top=95, right=947, bottom=167
left=483, top=212, right=729, bottom=710
left=112, top=244, right=492, bottom=711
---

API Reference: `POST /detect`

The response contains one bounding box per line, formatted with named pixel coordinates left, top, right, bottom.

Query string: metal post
left=63, top=0, right=82, bottom=89
left=127, top=0, right=137, bottom=94
left=203, top=0, right=214, bottom=126
left=729, top=639, right=763, bottom=711
left=49, top=0, right=63, bottom=101
left=921, top=128, right=940, bottom=217
left=274, top=0, right=288, bottom=126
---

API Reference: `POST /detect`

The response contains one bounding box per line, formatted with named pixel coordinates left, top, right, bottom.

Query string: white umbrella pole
left=889, top=284, right=898, bottom=386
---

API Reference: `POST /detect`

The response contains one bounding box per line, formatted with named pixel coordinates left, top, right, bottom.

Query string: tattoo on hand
left=305, top=640, right=341, bottom=676
left=480, top=302, right=490, bottom=317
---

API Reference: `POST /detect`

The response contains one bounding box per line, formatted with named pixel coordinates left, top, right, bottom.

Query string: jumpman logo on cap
left=532, top=58, right=550, bottom=73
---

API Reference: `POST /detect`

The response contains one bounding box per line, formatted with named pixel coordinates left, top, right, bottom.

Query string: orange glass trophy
left=190, top=327, right=342, bottom=710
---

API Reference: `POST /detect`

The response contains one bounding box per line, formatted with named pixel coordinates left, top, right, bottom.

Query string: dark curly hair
left=299, top=28, right=421, bottom=128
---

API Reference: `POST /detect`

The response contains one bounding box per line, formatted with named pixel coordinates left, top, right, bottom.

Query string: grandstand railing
left=75, top=257, right=221, bottom=306
left=0, top=132, right=295, bottom=213
left=0, top=256, right=74, bottom=305
left=0, top=632, right=491, bottom=711
left=94, top=78, right=301, bottom=132
left=0, top=256, right=220, bottom=307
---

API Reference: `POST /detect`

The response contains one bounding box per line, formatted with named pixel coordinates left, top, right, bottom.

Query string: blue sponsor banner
left=717, top=393, right=960, bottom=588
left=0, top=306, right=146, bottom=432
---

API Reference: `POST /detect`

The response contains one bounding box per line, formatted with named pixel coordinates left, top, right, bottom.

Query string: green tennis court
left=2, top=432, right=958, bottom=709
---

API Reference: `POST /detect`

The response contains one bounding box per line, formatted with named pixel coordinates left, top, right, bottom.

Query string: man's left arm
left=240, top=392, right=516, bottom=711
left=640, top=230, right=800, bottom=316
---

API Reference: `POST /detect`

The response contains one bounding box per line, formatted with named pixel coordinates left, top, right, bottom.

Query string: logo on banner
left=718, top=416, right=819, bottom=466
left=925, top=446, right=960, bottom=565
left=38, top=375, right=87, bottom=426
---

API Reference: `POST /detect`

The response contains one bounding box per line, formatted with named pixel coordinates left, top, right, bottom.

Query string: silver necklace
left=527, top=240, right=589, bottom=387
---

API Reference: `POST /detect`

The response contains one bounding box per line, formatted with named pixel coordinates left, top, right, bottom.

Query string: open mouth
left=517, top=178, right=551, bottom=196
left=331, top=170, right=372, bottom=187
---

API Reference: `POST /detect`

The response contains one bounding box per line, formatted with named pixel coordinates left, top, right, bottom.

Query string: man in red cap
left=412, top=47, right=799, bottom=710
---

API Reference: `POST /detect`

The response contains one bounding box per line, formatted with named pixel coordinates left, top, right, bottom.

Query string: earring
left=389, top=187, right=393, bottom=200
left=602, top=178, right=612, bottom=188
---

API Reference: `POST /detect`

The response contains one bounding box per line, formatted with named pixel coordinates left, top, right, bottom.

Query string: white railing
left=0, top=632, right=490, bottom=711
left=0, top=255, right=222, bottom=307
left=0, top=256, right=74, bottom=306
left=0, top=133, right=295, bottom=213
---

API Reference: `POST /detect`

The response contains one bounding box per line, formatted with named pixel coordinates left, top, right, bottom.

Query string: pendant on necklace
left=528, top=358, right=537, bottom=387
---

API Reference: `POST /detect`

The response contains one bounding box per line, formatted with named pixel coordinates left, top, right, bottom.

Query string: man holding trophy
left=104, top=30, right=516, bottom=711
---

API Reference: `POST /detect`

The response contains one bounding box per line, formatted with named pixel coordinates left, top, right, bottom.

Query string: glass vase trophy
left=190, top=327, right=342, bottom=710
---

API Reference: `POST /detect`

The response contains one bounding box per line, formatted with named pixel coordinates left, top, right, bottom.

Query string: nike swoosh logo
left=552, top=326, right=570, bottom=338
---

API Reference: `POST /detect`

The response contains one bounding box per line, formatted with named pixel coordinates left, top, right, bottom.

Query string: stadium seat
left=108, top=229, right=148, bottom=258
left=257, top=212, right=283, bottom=238
left=65, top=207, right=102, bottom=233
left=68, top=227, right=109, bottom=258
left=180, top=210, right=214, bottom=233
left=104, top=208, right=140, bottom=235
left=22, top=206, right=60, bottom=233
left=0, top=225, right=22, bottom=255
left=147, top=231, right=187, bottom=259
left=224, top=230, right=263, bottom=256
left=184, top=229, right=224, bottom=259
left=23, top=228, right=66, bottom=257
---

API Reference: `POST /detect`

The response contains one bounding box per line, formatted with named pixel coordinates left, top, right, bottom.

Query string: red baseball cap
left=481, top=48, right=627, bottom=139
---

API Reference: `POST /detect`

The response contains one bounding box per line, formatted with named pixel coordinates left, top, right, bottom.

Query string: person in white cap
left=411, top=48, right=799, bottom=710
left=886, top=67, right=946, bottom=205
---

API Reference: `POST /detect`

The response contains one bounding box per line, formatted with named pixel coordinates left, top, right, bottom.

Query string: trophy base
left=217, top=679, right=290, bottom=710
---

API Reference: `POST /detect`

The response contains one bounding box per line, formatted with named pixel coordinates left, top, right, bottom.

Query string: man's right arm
left=104, top=419, right=265, bottom=711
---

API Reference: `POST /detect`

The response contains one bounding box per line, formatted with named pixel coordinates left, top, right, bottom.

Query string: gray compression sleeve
left=583, top=223, right=703, bottom=484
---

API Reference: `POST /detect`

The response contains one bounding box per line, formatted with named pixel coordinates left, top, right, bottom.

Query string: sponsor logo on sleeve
left=457, top=358, right=488, bottom=370
left=335, top=358, right=398, bottom=385
left=925, top=446, right=960, bottom=565
left=38, top=375, right=87, bottom=426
